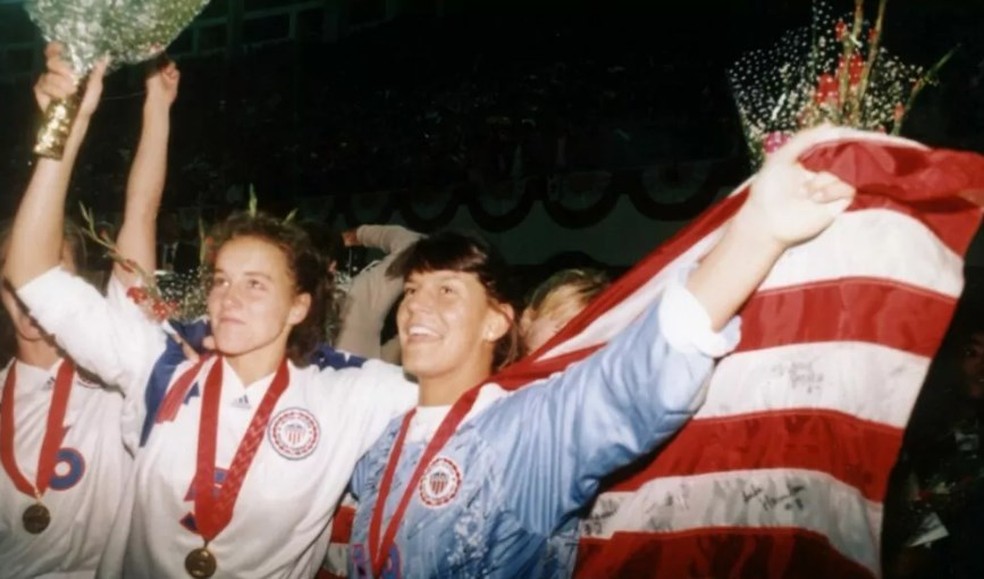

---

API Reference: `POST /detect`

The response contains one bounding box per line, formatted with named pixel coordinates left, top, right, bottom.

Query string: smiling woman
left=347, top=118, right=861, bottom=576
left=395, top=233, right=519, bottom=406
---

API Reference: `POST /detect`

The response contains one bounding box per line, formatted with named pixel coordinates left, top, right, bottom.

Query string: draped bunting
left=290, top=159, right=746, bottom=232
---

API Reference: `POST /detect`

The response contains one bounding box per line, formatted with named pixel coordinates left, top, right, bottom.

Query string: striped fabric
left=321, top=133, right=984, bottom=578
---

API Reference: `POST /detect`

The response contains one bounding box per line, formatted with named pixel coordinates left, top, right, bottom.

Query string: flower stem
left=891, top=45, right=959, bottom=135
left=852, top=0, right=888, bottom=126
left=837, top=0, right=866, bottom=123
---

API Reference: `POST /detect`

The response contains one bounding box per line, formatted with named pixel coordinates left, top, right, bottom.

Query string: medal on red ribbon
left=183, top=358, right=291, bottom=578
left=368, top=387, right=482, bottom=577
left=0, top=360, right=75, bottom=534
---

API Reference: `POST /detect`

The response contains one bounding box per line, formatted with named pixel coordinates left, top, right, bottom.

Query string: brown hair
left=208, top=211, right=332, bottom=366
left=390, top=231, right=520, bottom=371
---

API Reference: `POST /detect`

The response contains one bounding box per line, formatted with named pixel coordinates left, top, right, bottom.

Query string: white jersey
left=17, top=267, right=418, bottom=578
left=0, top=360, right=130, bottom=579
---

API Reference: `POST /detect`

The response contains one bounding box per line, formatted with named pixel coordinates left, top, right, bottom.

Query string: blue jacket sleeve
left=483, top=289, right=734, bottom=534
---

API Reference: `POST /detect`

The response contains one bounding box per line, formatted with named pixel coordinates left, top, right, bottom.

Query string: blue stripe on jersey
left=139, top=335, right=188, bottom=447
left=140, top=319, right=364, bottom=444
left=311, top=345, right=367, bottom=370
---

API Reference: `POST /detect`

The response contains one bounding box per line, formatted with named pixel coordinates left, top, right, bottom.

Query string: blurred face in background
left=520, top=290, right=587, bottom=355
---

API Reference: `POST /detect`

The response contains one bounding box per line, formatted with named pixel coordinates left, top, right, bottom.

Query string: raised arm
left=686, top=125, right=856, bottom=331
left=5, top=44, right=165, bottom=392
left=113, top=57, right=180, bottom=286
left=349, top=224, right=423, bottom=255
left=336, top=225, right=424, bottom=359
left=5, top=44, right=106, bottom=288
left=489, top=125, right=859, bottom=532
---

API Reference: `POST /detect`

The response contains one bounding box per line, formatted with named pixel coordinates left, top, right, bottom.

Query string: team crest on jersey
left=418, top=456, right=461, bottom=508
left=268, top=408, right=320, bottom=460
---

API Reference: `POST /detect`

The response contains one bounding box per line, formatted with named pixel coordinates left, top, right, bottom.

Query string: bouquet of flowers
left=25, top=0, right=211, bottom=158
left=80, top=203, right=207, bottom=322
left=728, top=0, right=955, bottom=168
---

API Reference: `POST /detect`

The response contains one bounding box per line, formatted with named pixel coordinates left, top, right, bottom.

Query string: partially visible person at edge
left=884, top=310, right=984, bottom=579
left=5, top=45, right=418, bottom=577
left=0, top=46, right=178, bottom=577
left=345, top=126, right=858, bottom=577
left=304, top=222, right=422, bottom=364
left=520, top=268, right=610, bottom=356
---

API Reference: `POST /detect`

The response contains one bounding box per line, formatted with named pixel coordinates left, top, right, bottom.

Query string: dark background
left=1, top=0, right=982, bottom=218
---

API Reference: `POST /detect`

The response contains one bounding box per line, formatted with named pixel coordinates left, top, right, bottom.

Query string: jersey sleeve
left=15, top=266, right=167, bottom=397
left=317, top=359, right=417, bottom=457
left=486, top=280, right=740, bottom=533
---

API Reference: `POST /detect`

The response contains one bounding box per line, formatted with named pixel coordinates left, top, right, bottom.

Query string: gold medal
left=22, top=503, right=50, bottom=534
left=185, top=546, right=217, bottom=578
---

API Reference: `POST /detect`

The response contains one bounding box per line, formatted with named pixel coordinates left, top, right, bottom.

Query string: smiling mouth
left=405, top=324, right=440, bottom=339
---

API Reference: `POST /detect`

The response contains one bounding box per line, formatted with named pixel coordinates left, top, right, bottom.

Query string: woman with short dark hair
left=346, top=126, right=858, bottom=578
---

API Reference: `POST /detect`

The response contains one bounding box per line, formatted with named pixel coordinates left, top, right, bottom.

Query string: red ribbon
left=0, top=360, right=75, bottom=501
left=155, top=355, right=210, bottom=424
left=192, top=358, right=290, bottom=542
left=368, top=386, right=483, bottom=577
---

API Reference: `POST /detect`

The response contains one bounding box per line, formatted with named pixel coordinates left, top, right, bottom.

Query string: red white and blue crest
left=268, top=408, right=320, bottom=460
left=418, top=456, right=461, bottom=508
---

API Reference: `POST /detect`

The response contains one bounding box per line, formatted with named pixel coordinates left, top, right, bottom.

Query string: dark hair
left=0, top=219, right=87, bottom=362
left=208, top=211, right=332, bottom=366
left=391, top=231, right=520, bottom=371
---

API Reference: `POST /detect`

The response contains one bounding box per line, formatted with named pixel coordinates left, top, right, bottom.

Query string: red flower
left=835, top=20, right=847, bottom=41
left=814, top=73, right=840, bottom=105
left=868, top=27, right=878, bottom=43
left=763, top=131, right=791, bottom=155
left=126, top=286, right=147, bottom=304
left=151, top=301, right=170, bottom=321
left=837, top=54, right=865, bottom=86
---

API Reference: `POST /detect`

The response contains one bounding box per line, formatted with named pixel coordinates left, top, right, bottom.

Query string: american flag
left=322, top=134, right=984, bottom=578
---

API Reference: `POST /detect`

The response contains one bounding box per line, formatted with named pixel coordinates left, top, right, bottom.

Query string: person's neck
left=418, top=364, right=493, bottom=407
left=16, top=337, right=61, bottom=370
left=224, top=344, right=285, bottom=386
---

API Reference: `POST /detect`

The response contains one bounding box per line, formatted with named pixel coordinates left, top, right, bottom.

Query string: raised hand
left=740, top=125, right=858, bottom=248
left=33, top=42, right=108, bottom=122
left=145, top=55, right=180, bottom=109
left=342, top=229, right=360, bottom=247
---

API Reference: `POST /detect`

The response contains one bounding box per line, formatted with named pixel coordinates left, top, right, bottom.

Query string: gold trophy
left=25, top=0, right=212, bottom=159
left=34, top=75, right=85, bottom=159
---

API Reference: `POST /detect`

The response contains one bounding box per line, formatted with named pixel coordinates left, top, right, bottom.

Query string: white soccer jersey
left=0, top=360, right=130, bottom=579
left=17, top=267, right=418, bottom=578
